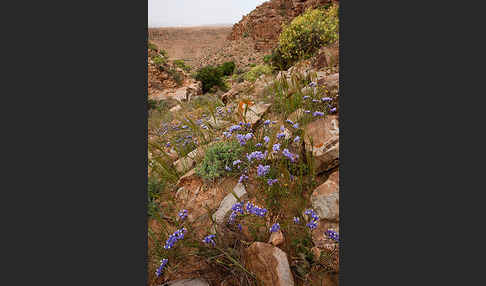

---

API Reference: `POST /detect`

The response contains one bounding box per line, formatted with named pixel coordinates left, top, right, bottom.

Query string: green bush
left=195, top=141, right=243, bottom=180
left=276, top=4, right=339, bottom=68
left=218, top=61, right=236, bottom=76
left=167, top=67, right=184, bottom=86
left=244, top=64, right=273, bottom=82
left=173, top=59, right=191, bottom=73
left=263, top=54, right=272, bottom=64
left=148, top=41, right=158, bottom=51
left=152, top=55, right=166, bottom=67
left=195, top=65, right=225, bottom=93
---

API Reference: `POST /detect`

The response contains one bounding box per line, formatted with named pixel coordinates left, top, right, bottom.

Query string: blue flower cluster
left=313, top=111, right=325, bottom=117
left=228, top=201, right=268, bottom=224
left=247, top=150, right=267, bottom=162
left=245, top=201, right=268, bottom=217
left=305, top=209, right=319, bottom=230
left=322, top=97, right=332, bottom=102
left=155, top=258, right=168, bottom=277
left=282, top=148, right=298, bottom=162
left=293, top=136, right=300, bottom=143
left=164, top=227, right=187, bottom=249
left=325, top=229, right=340, bottom=242
left=236, top=132, right=253, bottom=145
left=272, top=143, right=280, bottom=152
left=293, top=217, right=300, bottom=224
left=267, top=178, right=278, bottom=186
left=257, top=164, right=271, bottom=177
left=270, top=223, right=280, bottom=233
left=238, top=174, right=249, bottom=183
left=203, top=234, right=216, bottom=246
left=178, top=209, right=188, bottom=220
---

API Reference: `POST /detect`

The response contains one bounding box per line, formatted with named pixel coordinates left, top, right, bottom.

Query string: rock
left=161, top=278, right=209, bottom=286
left=170, top=105, right=182, bottom=112
left=205, top=118, right=229, bottom=129
left=173, top=156, right=195, bottom=174
left=173, top=145, right=211, bottom=174
left=288, top=108, right=305, bottom=123
left=313, top=44, right=339, bottom=69
left=244, top=242, right=295, bottom=286
left=268, top=230, right=284, bottom=246
left=304, top=115, right=339, bottom=173
left=317, top=73, right=339, bottom=90
left=243, top=102, right=272, bottom=126
left=311, top=169, right=339, bottom=220
left=212, top=182, right=248, bottom=225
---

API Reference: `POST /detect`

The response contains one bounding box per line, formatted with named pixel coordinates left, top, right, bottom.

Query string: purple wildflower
left=270, top=223, right=280, bottom=233
left=255, top=143, right=263, bottom=147
left=292, top=123, right=299, bottom=129
left=277, top=132, right=286, bottom=139
left=238, top=174, right=248, bottom=183
left=178, top=209, right=188, bottom=220
left=267, top=178, right=278, bottom=186
left=303, top=96, right=310, bottom=100
left=309, top=82, right=317, bottom=88
left=233, top=159, right=242, bottom=166
left=203, top=234, right=216, bottom=246
left=304, top=110, right=311, bottom=114
left=313, top=111, right=325, bottom=117
left=225, top=165, right=232, bottom=171
left=223, top=131, right=232, bottom=138
left=325, top=230, right=340, bottom=242
left=257, top=164, right=271, bottom=177
left=330, top=107, right=337, bottom=113
left=244, top=133, right=253, bottom=140
left=294, top=136, right=300, bottom=143
left=247, top=151, right=266, bottom=162
left=228, top=125, right=242, bottom=133
left=155, top=258, right=168, bottom=277
left=293, top=217, right=300, bottom=224
left=272, top=143, right=280, bottom=152
left=283, top=148, right=298, bottom=162
left=286, top=119, right=294, bottom=125
left=264, top=136, right=270, bottom=143
left=164, top=227, right=187, bottom=249
left=322, top=97, right=332, bottom=102
left=307, top=220, right=318, bottom=230
left=237, top=223, right=242, bottom=231
left=166, top=142, right=171, bottom=147
left=263, top=120, right=271, bottom=126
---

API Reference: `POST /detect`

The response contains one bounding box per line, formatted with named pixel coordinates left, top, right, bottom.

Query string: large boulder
left=244, top=242, right=295, bottom=286
left=304, top=115, right=339, bottom=173
left=311, top=169, right=339, bottom=221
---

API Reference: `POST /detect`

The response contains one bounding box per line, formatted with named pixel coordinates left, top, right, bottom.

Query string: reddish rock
left=245, top=242, right=295, bottom=286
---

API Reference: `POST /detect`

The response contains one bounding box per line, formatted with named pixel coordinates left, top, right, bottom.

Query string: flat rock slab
left=244, top=242, right=295, bottom=286
left=304, top=115, right=339, bottom=174
left=212, top=182, right=248, bottom=225
left=311, top=169, right=339, bottom=221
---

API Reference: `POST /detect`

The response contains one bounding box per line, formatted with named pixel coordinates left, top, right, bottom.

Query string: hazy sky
left=148, top=0, right=268, bottom=27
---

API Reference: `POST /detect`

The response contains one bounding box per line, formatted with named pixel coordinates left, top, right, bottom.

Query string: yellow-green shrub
left=244, top=65, right=273, bottom=82
left=277, top=4, right=339, bottom=66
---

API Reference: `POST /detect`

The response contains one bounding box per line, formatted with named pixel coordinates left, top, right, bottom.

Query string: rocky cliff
left=229, top=0, right=338, bottom=51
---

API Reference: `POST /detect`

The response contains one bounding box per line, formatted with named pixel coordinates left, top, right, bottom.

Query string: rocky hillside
left=191, top=38, right=266, bottom=72
left=229, top=0, right=338, bottom=51
left=149, top=26, right=232, bottom=64
left=148, top=46, right=202, bottom=102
